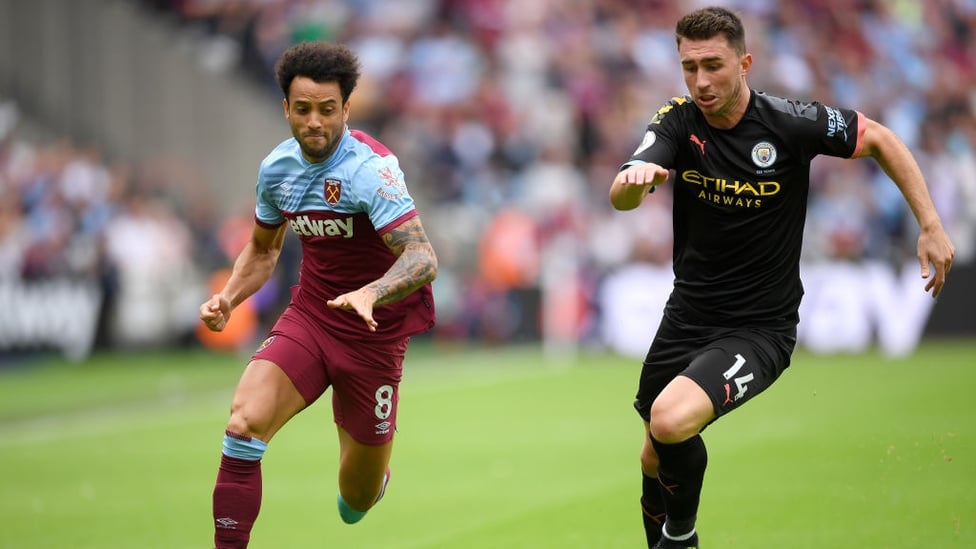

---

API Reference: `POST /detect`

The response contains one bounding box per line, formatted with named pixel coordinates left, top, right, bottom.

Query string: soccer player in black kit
left=609, top=7, right=955, bottom=549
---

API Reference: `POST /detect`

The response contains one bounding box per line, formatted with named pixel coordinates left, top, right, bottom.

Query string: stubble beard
left=725, top=78, right=746, bottom=113
left=705, top=77, right=745, bottom=126
left=301, top=133, right=340, bottom=163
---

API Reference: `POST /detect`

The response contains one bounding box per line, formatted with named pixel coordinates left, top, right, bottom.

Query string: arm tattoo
left=370, top=217, right=438, bottom=306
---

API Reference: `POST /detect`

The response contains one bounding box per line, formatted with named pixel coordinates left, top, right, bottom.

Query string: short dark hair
left=274, top=41, right=362, bottom=103
left=675, top=6, right=746, bottom=55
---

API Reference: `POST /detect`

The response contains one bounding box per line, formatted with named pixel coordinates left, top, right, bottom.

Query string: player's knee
left=226, top=402, right=271, bottom=441
left=648, top=404, right=694, bottom=444
left=226, top=414, right=257, bottom=440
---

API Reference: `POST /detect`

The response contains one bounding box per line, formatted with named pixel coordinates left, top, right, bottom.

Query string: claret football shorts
left=252, top=305, right=409, bottom=445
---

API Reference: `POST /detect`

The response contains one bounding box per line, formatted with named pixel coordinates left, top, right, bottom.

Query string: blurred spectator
left=101, top=191, right=199, bottom=347
left=0, top=193, right=29, bottom=280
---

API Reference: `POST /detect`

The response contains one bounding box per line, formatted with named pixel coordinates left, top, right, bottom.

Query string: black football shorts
left=633, top=313, right=797, bottom=423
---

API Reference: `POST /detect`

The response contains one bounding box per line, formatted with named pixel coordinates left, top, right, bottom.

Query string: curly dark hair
left=675, top=6, right=746, bottom=55
left=274, top=41, right=362, bottom=103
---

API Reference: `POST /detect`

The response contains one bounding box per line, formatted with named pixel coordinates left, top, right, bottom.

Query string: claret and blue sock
left=213, top=431, right=268, bottom=549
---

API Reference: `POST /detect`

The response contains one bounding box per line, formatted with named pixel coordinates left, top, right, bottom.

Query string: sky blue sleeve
left=254, top=168, right=285, bottom=226
left=357, top=155, right=417, bottom=231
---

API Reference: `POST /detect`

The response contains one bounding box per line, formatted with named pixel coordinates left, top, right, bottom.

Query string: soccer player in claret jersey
left=610, top=7, right=955, bottom=549
left=199, top=42, right=436, bottom=548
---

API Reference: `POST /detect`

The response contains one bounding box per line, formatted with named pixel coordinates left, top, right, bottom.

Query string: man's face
left=678, top=36, right=751, bottom=127
left=283, top=77, right=349, bottom=163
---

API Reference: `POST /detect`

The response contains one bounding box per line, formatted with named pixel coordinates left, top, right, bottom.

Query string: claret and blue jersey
left=254, top=128, right=435, bottom=340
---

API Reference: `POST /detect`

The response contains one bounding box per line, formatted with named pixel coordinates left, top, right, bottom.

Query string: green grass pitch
left=0, top=340, right=973, bottom=548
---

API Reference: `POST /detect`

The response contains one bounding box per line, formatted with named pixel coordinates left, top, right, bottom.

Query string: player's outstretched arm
left=610, top=163, right=670, bottom=211
left=855, top=117, right=955, bottom=297
left=326, top=216, right=438, bottom=331
left=199, top=223, right=287, bottom=331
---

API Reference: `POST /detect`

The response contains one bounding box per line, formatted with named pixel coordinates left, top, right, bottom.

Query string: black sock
left=641, top=472, right=665, bottom=547
left=650, top=434, right=707, bottom=538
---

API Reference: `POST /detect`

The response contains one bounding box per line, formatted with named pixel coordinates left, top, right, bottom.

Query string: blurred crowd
left=0, top=101, right=207, bottom=351
left=2, top=0, right=975, bottom=352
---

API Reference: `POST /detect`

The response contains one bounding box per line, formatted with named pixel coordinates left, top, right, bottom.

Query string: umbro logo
left=216, top=517, right=239, bottom=529
left=690, top=134, right=706, bottom=155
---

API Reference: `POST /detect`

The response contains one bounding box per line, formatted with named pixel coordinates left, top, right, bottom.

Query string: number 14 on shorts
left=721, top=354, right=753, bottom=405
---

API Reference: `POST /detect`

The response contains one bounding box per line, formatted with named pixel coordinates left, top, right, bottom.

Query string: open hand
left=327, top=289, right=379, bottom=332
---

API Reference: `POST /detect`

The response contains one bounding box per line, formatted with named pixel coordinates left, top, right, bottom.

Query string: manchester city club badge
left=751, top=141, right=777, bottom=169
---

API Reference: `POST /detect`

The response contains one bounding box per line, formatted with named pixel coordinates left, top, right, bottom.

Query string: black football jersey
left=626, top=90, right=863, bottom=326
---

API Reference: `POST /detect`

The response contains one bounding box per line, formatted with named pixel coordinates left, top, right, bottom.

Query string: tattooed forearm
left=368, top=217, right=438, bottom=306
